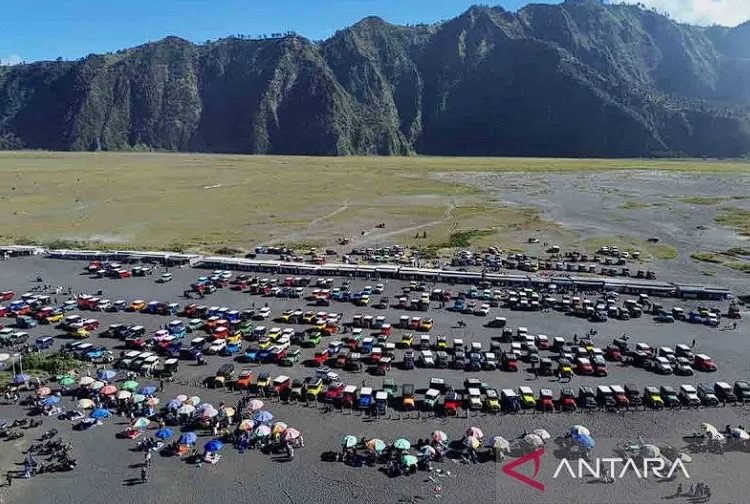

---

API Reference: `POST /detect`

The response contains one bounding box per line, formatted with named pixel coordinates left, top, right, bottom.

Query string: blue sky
left=2, top=0, right=747, bottom=65
left=1, top=0, right=546, bottom=64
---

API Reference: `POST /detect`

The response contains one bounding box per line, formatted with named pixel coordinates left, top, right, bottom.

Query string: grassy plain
left=0, top=151, right=748, bottom=253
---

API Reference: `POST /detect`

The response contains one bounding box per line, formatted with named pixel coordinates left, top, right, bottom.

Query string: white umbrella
left=639, top=444, right=660, bottom=458
left=79, top=376, right=95, bottom=386
left=524, top=434, right=544, bottom=448
left=116, top=390, right=132, bottom=400
left=201, top=406, right=219, bottom=419
left=533, top=429, right=551, bottom=442
left=489, top=436, right=510, bottom=451
left=707, top=431, right=725, bottom=442
left=178, top=404, right=196, bottom=415
left=701, top=423, right=718, bottom=436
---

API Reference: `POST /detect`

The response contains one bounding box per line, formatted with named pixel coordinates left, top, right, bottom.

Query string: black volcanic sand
left=0, top=256, right=748, bottom=504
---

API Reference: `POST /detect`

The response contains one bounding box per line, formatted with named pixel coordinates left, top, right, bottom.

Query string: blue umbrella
left=252, top=410, right=273, bottom=423
left=89, top=408, right=110, bottom=420
left=573, top=433, right=595, bottom=449
left=97, top=370, right=117, bottom=381
left=11, top=374, right=29, bottom=384
left=166, top=399, right=182, bottom=410
left=179, top=432, right=197, bottom=445
left=204, top=439, right=223, bottom=453
left=139, top=385, right=157, bottom=395
left=43, top=396, right=61, bottom=406
left=154, top=428, right=174, bottom=440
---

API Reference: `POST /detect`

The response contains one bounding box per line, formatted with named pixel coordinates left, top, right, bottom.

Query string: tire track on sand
left=354, top=203, right=456, bottom=247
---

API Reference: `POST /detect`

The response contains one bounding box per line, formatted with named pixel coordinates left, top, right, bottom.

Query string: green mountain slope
left=1, top=2, right=749, bottom=157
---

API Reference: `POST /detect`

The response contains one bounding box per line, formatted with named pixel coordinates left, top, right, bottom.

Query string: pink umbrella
left=36, top=387, right=52, bottom=397
left=100, top=385, right=117, bottom=395
left=176, top=394, right=188, bottom=402
left=466, top=427, right=484, bottom=439
left=247, top=399, right=264, bottom=411
left=284, top=428, right=301, bottom=441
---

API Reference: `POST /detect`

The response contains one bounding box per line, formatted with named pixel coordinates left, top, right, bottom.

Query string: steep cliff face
left=1, top=2, right=749, bottom=157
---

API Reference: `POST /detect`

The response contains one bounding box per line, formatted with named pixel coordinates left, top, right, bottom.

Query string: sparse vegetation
left=691, top=251, right=724, bottom=263
left=619, top=201, right=652, bottom=210
left=725, top=247, right=750, bottom=256
left=715, top=207, right=750, bottom=236
left=21, top=353, right=85, bottom=375
left=448, top=229, right=495, bottom=248
left=680, top=196, right=725, bottom=205
left=726, top=262, right=750, bottom=274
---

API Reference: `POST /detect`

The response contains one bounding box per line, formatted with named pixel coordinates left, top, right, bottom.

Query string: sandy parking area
left=0, top=256, right=747, bottom=504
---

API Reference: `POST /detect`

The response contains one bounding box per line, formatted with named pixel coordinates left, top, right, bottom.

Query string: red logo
left=501, top=447, right=545, bottom=491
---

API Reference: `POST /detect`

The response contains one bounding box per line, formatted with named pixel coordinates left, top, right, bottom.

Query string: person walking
left=144, top=451, right=152, bottom=467
left=140, top=466, right=148, bottom=483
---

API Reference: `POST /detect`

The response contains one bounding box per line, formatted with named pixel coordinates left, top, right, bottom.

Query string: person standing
left=140, top=466, right=148, bottom=483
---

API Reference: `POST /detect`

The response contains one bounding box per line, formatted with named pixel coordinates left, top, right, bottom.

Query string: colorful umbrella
left=489, top=436, right=510, bottom=451
left=463, top=436, right=480, bottom=449
left=179, top=432, right=197, bottom=444
left=573, top=433, right=595, bottom=449
left=11, top=374, right=29, bottom=384
left=188, top=396, right=201, bottom=406
left=59, top=376, right=76, bottom=387
left=90, top=381, right=105, bottom=390
left=78, top=376, right=95, bottom=386
left=100, top=385, right=117, bottom=395
left=367, top=439, right=386, bottom=452
left=116, top=390, right=132, bottom=400
left=255, top=425, right=272, bottom=437
left=420, top=445, right=436, bottom=457
left=466, top=427, right=484, bottom=439
left=341, top=435, right=358, bottom=448
left=131, top=417, right=150, bottom=429
left=97, top=370, right=117, bottom=381
left=238, top=419, right=255, bottom=431
left=43, top=396, right=60, bottom=406
left=36, top=387, right=51, bottom=397
left=204, top=439, right=223, bottom=452
left=166, top=399, right=182, bottom=410
left=196, top=403, right=213, bottom=412
left=272, top=422, right=288, bottom=434
left=401, top=455, right=418, bottom=467
left=176, top=394, right=188, bottom=402
left=393, top=438, right=411, bottom=450
left=730, top=428, right=750, bottom=440
left=121, top=381, right=139, bottom=392
left=284, top=428, right=301, bottom=441
left=222, top=407, right=235, bottom=418
left=147, top=397, right=160, bottom=407
left=569, top=425, right=590, bottom=436
left=253, top=410, right=273, bottom=423
left=90, top=408, right=110, bottom=419
left=139, top=385, right=157, bottom=395
left=177, top=404, right=196, bottom=415
left=533, top=429, right=551, bottom=442
left=77, top=398, right=95, bottom=409
left=432, top=430, right=448, bottom=443
left=247, top=399, right=264, bottom=411
left=155, top=428, right=174, bottom=440
left=133, top=394, right=146, bottom=403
